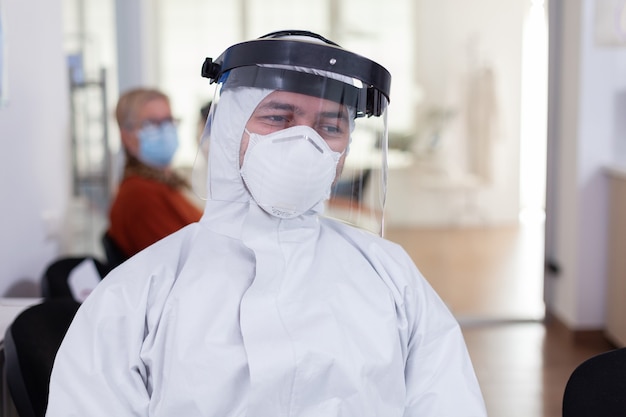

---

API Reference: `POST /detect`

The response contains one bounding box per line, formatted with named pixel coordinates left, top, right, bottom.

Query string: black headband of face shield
left=220, top=66, right=371, bottom=118
left=201, top=31, right=391, bottom=117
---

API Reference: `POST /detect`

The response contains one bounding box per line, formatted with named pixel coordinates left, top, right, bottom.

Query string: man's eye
left=268, top=115, right=287, bottom=122
left=319, top=124, right=344, bottom=136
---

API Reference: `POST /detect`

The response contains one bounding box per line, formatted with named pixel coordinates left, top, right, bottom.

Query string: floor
left=462, top=319, right=614, bottom=417
left=385, top=219, right=545, bottom=321
left=385, top=219, right=616, bottom=417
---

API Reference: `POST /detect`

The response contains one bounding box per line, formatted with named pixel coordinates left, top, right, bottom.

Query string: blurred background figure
left=105, top=88, right=202, bottom=260
left=198, top=101, right=212, bottom=142
left=189, top=100, right=213, bottom=205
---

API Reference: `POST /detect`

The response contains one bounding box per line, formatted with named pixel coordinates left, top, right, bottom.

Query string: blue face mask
left=138, top=122, right=179, bottom=168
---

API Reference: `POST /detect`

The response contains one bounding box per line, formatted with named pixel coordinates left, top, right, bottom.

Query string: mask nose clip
left=306, top=137, right=325, bottom=154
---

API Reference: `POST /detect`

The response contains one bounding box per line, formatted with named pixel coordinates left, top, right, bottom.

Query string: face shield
left=193, top=30, right=391, bottom=235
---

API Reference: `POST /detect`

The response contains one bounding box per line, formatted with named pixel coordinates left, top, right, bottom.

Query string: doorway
left=386, top=0, right=548, bottom=323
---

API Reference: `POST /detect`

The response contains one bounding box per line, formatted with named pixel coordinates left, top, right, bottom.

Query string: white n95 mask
left=240, top=125, right=342, bottom=219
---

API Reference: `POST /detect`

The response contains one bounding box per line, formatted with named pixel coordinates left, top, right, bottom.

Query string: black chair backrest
left=4, top=300, right=81, bottom=417
left=101, top=232, right=129, bottom=270
left=562, top=347, right=626, bottom=416
left=332, top=168, right=372, bottom=202
left=41, top=256, right=109, bottom=301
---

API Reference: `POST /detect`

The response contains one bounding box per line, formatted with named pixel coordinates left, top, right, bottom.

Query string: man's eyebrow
left=320, top=110, right=349, bottom=122
left=257, top=101, right=296, bottom=112
left=258, top=100, right=349, bottom=122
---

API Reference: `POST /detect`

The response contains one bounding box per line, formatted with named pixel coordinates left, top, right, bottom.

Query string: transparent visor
left=192, top=66, right=389, bottom=235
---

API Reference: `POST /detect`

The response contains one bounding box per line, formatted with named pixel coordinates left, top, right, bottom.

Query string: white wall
left=115, top=0, right=158, bottom=92
left=546, top=0, right=626, bottom=329
left=0, top=0, right=70, bottom=295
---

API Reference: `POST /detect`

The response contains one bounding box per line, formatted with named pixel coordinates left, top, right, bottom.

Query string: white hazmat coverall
left=46, top=86, right=487, bottom=417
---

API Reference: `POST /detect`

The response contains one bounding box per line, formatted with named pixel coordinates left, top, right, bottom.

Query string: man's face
left=240, top=91, right=351, bottom=166
left=121, top=98, right=173, bottom=158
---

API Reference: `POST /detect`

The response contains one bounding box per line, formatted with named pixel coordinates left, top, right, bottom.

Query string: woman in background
left=106, top=88, right=202, bottom=259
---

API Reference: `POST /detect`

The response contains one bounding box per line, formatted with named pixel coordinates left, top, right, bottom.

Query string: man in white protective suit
left=46, top=30, right=487, bottom=417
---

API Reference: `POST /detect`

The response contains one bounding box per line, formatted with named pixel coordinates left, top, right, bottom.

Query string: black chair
left=4, top=300, right=81, bottom=417
left=332, top=169, right=372, bottom=203
left=562, top=347, right=626, bottom=416
left=101, top=232, right=129, bottom=270
left=40, top=256, right=109, bottom=302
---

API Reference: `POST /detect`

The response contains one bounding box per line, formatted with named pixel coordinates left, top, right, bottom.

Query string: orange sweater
left=107, top=175, right=203, bottom=258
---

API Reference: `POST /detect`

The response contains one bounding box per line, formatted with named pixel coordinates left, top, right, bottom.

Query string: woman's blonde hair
left=115, top=88, right=169, bottom=130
